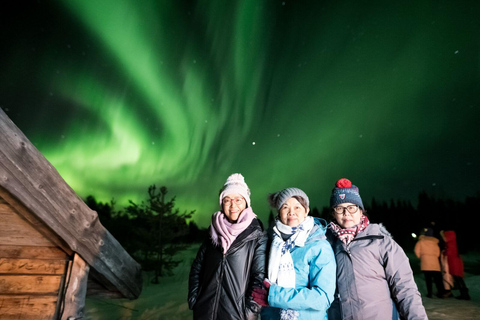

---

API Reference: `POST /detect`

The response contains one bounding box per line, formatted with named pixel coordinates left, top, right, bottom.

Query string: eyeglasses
left=222, top=198, right=245, bottom=206
left=333, top=205, right=359, bottom=215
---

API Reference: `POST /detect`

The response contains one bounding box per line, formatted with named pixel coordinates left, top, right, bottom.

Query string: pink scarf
left=330, top=215, right=370, bottom=245
left=210, top=207, right=256, bottom=254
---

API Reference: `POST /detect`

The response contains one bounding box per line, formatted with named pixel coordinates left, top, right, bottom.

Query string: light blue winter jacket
left=261, top=218, right=336, bottom=320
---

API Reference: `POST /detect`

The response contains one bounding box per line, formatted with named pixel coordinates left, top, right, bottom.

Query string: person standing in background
left=414, top=227, right=447, bottom=298
left=442, top=230, right=471, bottom=300
left=440, top=246, right=454, bottom=298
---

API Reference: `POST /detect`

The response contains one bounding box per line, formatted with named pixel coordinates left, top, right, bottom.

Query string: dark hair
left=275, top=195, right=309, bottom=219
left=292, top=195, right=309, bottom=212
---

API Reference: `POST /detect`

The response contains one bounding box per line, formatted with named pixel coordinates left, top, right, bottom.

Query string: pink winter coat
left=414, top=235, right=441, bottom=271
left=443, top=230, right=464, bottom=277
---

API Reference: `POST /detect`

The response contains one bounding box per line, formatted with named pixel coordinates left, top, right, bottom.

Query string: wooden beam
left=0, top=275, right=62, bottom=295
left=0, top=295, right=57, bottom=320
left=0, top=109, right=142, bottom=299
left=86, top=276, right=123, bottom=298
left=0, top=258, right=67, bottom=275
left=0, top=245, right=67, bottom=260
left=0, top=202, right=62, bottom=247
left=60, top=253, right=89, bottom=320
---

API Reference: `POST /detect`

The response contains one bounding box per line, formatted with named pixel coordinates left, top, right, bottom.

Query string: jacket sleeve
left=188, top=241, right=207, bottom=310
left=414, top=240, right=421, bottom=258
left=246, top=232, right=268, bottom=315
left=267, top=241, right=336, bottom=312
left=384, top=238, right=428, bottom=320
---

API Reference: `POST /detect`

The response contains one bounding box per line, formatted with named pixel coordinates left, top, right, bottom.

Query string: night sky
left=1, top=1, right=479, bottom=227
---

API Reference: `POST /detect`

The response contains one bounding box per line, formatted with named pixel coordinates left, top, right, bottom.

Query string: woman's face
left=333, top=202, right=363, bottom=229
left=222, top=193, right=247, bottom=223
left=279, top=197, right=309, bottom=227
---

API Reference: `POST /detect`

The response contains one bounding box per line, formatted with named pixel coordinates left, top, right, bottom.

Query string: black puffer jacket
left=188, top=218, right=267, bottom=320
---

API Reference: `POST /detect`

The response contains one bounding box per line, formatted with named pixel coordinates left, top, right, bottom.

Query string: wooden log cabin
left=0, top=108, right=142, bottom=319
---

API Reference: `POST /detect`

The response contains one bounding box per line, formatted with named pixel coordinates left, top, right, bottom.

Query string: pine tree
left=126, top=185, right=195, bottom=284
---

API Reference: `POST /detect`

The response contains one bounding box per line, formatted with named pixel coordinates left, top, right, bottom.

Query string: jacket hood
left=443, top=230, right=457, bottom=243
left=356, top=223, right=393, bottom=239
left=306, top=217, right=328, bottom=243
left=418, top=235, right=439, bottom=244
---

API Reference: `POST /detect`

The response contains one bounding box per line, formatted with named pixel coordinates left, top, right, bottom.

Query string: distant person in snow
left=326, top=178, right=427, bottom=320
left=188, top=173, right=267, bottom=320
left=440, top=244, right=454, bottom=298
left=441, top=230, right=471, bottom=300
left=252, top=187, right=336, bottom=320
left=415, top=227, right=447, bottom=298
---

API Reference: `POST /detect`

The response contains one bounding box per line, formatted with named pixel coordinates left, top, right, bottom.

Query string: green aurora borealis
left=1, top=0, right=479, bottom=227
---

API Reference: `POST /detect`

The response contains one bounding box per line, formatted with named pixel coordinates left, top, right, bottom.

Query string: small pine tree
left=126, top=185, right=195, bottom=284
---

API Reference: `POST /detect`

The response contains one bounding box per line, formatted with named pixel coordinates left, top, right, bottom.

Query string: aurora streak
left=1, top=0, right=479, bottom=227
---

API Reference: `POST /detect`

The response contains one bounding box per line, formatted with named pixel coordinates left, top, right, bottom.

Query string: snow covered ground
left=84, top=245, right=480, bottom=320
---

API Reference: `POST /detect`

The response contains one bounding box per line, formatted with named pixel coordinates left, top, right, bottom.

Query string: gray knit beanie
left=330, top=178, right=364, bottom=211
left=268, top=187, right=310, bottom=211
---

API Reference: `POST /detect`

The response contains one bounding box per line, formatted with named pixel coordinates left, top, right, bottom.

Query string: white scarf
left=268, top=216, right=314, bottom=288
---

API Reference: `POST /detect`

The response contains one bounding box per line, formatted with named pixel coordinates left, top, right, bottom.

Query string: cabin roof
left=0, top=108, right=142, bottom=299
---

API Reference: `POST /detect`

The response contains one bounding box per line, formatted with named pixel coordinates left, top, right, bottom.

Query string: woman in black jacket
left=188, top=173, right=267, bottom=320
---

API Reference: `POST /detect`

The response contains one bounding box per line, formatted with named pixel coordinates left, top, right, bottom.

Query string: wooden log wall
left=0, top=108, right=142, bottom=299
left=0, top=196, right=69, bottom=320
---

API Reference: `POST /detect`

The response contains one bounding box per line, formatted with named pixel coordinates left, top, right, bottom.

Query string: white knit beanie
left=219, top=173, right=251, bottom=207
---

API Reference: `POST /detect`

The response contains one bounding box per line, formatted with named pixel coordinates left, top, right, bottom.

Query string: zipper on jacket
left=212, top=255, right=227, bottom=320
left=345, top=242, right=352, bottom=256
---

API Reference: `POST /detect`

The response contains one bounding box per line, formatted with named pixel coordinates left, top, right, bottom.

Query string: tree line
left=86, top=186, right=479, bottom=283
left=302, top=191, right=478, bottom=253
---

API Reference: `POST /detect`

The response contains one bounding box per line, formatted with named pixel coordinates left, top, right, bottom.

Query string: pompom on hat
left=268, top=187, right=309, bottom=211
left=219, top=173, right=251, bottom=207
left=330, top=178, right=364, bottom=211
